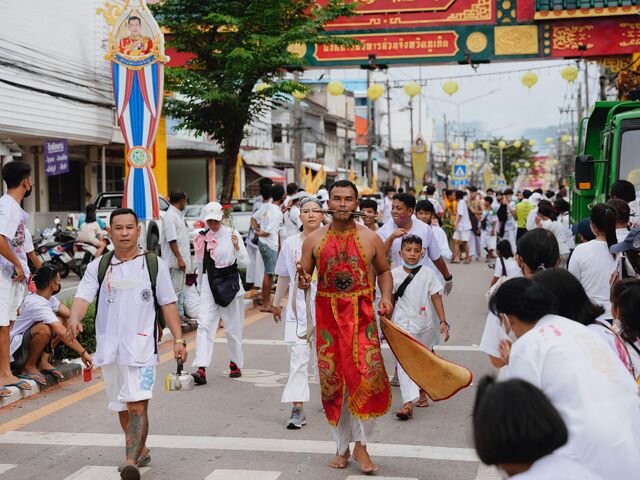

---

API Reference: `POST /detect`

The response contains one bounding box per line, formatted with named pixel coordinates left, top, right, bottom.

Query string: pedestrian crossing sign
left=451, top=162, right=469, bottom=180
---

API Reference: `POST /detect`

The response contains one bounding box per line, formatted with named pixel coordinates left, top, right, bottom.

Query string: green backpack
left=96, top=251, right=166, bottom=354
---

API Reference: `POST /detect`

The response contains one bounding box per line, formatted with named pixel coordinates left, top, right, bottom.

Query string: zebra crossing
left=0, top=464, right=425, bottom=480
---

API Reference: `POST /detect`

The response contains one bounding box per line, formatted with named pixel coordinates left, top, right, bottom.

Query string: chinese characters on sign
left=44, top=140, right=70, bottom=177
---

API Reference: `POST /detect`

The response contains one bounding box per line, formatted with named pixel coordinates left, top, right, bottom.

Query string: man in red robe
left=298, top=180, right=393, bottom=474
left=119, top=16, right=153, bottom=56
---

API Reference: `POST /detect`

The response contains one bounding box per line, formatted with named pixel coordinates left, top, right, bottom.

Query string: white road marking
left=0, top=465, right=16, bottom=475
left=474, top=463, right=502, bottom=480
left=63, top=466, right=150, bottom=479
left=0, top=431, right=478, bottom=462
left=205, top=469, right=281, bottom=480
left=215, top=338, right=480, bottom=352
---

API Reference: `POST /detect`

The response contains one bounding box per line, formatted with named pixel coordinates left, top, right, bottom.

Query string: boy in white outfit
left=272, top=196, right=324, bottom=429
left=391, top=235, right=450, bottom=420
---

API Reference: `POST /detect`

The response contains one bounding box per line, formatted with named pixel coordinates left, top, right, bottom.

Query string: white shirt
left=427, top=196, right=444, bottom=216
left=616, top=227, right=629, bottom=243
left=381, top=196, right=393, bottom=224
left=526, top=207, right=538, bottom=231
left=479, top=311, right=508, bottom=359
left=161, top=205, right=191, bottom=271
left=10, top=294, right=60, bottom=359
left=378, top=218, right=442, bottom=269
left=629, top=200, right=640, bottom=228
left=0, top=194, right=29, bottom=275
left=494, top=257, right=522, bottom=279
left=587, top=322, right=635, bottom=376
left=567, top=240, right=617, bottom=319
left=253, top=203, right=283, bottom=251
left=501, top=314, right=640, bottom=480
left=455, top=199, right=472, bottom=231
left=274, top=234, right=316, bottom=342
left=283, top=205, right=302, bottom=238
left=391, top=265, right=442, bottom=335
left=75, top=254, right=177, bottom=367
left=559, top=213, right=576, bottom=250
left=432, top=225, right=452, bottom=262
left=510, top=453, right=603, bottom=480
left=539, top=219, right=571, bottom=256
left=77, top=221, right=102, bottom=244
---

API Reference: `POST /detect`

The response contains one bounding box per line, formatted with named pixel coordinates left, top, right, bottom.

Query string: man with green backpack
left=67, top=208, right=187, bottom=480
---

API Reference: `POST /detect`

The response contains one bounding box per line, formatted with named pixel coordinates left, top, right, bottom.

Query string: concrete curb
left=0, top=362, right=82, bottom=408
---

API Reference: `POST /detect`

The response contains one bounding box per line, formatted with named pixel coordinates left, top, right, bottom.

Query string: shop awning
left=248, top=166, right=286, bottom=183
left=302, top=161, right=338, bottom=176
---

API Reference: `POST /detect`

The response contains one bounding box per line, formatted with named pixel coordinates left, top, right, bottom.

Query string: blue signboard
left=452, top=179, right=469, bottom=188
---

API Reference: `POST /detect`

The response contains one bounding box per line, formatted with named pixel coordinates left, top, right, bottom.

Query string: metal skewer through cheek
left=321, top=209, right=367, bottom=218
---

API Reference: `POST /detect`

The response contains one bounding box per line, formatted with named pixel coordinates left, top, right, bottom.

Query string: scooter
left=72, top=234, right=113, bottom=278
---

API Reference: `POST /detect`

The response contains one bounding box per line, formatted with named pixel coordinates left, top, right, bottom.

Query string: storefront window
left=48, top=160, right=84, bottom=211
left=97, top=164, right=125, bottom=193
left=169, top=158, right=208, bottom=205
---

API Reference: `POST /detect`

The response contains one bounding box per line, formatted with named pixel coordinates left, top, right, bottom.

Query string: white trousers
left=330, top=399, right=375, bottom=456
left=246, top=243, right=265, bottom=286
left=468, top=233, right=481, bottom=258
left=281, top=341, right=311, bottom=403
left=397, top=330, right=431, bottom=404
left=503, top=229, right=517, bottom=253
left=192, top=275, right=245, bottom=369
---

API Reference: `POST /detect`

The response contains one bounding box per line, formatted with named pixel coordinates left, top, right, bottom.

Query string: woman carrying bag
left=191, top=202, right=250, bottom=385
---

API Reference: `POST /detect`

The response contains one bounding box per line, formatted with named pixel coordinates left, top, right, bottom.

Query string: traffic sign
left=452, top=179, right=469, bottom=188
left=451, top=160, right=469, bottom=180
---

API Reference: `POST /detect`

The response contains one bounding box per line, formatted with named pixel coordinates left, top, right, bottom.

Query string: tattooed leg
left=124, top=400, right=149, bottom=464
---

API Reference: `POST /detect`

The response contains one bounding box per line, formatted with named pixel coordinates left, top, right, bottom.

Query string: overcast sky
left=314, top=59, right=601, bottom=154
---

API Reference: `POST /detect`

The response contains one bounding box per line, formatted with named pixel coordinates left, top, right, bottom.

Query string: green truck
left=573, top=100, right=640, bottom=222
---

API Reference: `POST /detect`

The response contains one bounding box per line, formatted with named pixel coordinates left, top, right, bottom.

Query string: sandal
left=118, top=450, right=151, bottom=472
left=191, top=369, right=207, bottom=385
left=19, top=373, right=46, bottom=387
left=42, top=368, right=64, bottom=379
left=395, top=406, right=413, bottom=420
left=5, top=380, right=31, bottom=390
left=416, top=398, right=430, bottom=408
left=0, top=386, right=11, bottom=397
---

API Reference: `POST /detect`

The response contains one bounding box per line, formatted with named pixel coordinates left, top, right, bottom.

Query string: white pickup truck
left=68, top=192, right=169, bottom=254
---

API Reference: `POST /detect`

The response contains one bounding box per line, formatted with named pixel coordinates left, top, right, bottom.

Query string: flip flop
left=4, top=380, right=31, bottom=390
left=118, top=450, right=151, bottom=472
left=395, top=407, right=413, bottom=420
left=0, top=386, right=11, bottom=397
left=42, top=368, right=64, bottom=379
left=416, top=399, right=430, bottom=408
left=18, top=373, right=46, bottom=387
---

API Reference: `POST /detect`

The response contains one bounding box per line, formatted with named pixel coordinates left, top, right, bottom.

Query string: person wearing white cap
left=191, top=202, right=250, bottom=384
left=272, top=196, right=324, bottom=429
left=526, top=192, right=543, bottom=231
left=283, top=191, right=307, bottom=238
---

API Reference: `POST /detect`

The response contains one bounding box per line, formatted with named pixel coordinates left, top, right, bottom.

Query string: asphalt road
left=0, top=261, right=500, bottom=480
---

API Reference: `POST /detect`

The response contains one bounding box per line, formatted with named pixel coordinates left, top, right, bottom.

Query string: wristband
left=80, top=349, right=87, bottom=355
left=444, top=275, right=453, bottom=281
left=175, top=339, right=186, bottom=346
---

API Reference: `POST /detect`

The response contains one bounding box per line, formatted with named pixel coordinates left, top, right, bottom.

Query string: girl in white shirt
left=568, top=203, right=618, bottom=319
left=473, top=376, right=601, bottom=480
left=535, top=201, right=570, bottom=261
left=490, top=240, right=521, bottom=287
left=611, top=278, right=640, bottom=382
left=491, top=278, right=640, bottom=480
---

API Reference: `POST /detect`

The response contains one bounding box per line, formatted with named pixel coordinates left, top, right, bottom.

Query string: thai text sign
left=44, top=140, right=70, bottom=177
left=551, top=19, right=640, bottom=57
left=314, top=31, right=459, bottom=62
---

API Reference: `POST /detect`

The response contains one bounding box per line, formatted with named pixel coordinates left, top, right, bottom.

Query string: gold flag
left=233, top=154, right=242, bottom=199
left=411, top=135, right=428, bottom=191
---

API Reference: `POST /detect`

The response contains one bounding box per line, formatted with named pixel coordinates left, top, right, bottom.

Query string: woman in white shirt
left=490, top=240, right=521, bottom=287
left=535, top=201, right=570, bottom=262
left=473, top=376, right=601, bottom=480
left=567, top=203, right=618, bottom=320
left=611, top=278, right=640, bottom=381
left=491, top=278, right=640, bottom=479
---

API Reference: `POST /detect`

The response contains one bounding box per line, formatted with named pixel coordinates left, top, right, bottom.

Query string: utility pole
left=386, top=78, right=392, bottom=184
left=292, top=71, right=302, bottom=184
left=366, top=66, right=374, bottom=186
left=444, top=113, right=449, bottom=186
left=584, top=59, right=590, bottom=112
left=577, top=85, right=583, bottom=126
left=409, top=98, right=414, bottom=158
left=344, top=93, right=351, bottom=171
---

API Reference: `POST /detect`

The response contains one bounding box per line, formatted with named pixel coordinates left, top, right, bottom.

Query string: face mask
left=401, top=252, right=424, bottom=270
left=24, top=186, right=32, bottom=198
left=500, top=313, right=518, bottom=343
left=53, top=284, right=61, bottom=294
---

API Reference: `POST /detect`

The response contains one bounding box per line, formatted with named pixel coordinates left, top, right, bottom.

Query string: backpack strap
left=393, top=266, right=422, bottom=304
left=499, top=257, right=507, bottom=277
left=96, top=250, right=115, bottom=308
left=144, top=252, right=165, bottom=354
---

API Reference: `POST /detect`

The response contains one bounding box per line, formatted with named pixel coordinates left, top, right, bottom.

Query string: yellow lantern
left=534, top=161, right=541, bottom=167
left=474, top=163, right=481, bottom=169
left=404, top=81, right=421, bottom=98
left=292, top=89, right=307, bottom=101
left=327, top=80, right=345, bottom=97
left=451, top=142, right=459, bottom=150
left=482, top=141, right=490, bottom=150
left=466, top=142, right=475, bottom=150
left=560, top=65, right=579, bottom=83
left=521, top=71, right=538, bottom=89
left=561, top=134, right=570, bottom=143
left=498, top=140, right=506, bottom=149
left=436, top=142, right=444, bottom=151
left=442, top=80, right=459, bottom=96
left=545, top=137, right=554, bottom=145
left=367, top=83, right=384, bottom=101
left=553, top=159, right=559, bottom=166
left=255, top=82, right=270, bottom=93
left=529, top=139, right=537, bottom=147
left=513, top=140, right=522, bottom=149
left=524, top=161, right=531, bottom=168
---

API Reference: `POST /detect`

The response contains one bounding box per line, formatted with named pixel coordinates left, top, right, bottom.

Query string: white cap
left=202, top=202, right=224, bottom=221
left=529, top=192, right=542, bottom=206
left=316, top=188, right=329, bottom=202
left=290, top=191, right=308, bottom=202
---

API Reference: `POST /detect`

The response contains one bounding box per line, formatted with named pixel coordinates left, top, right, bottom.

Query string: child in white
left=272, top=196, right=324, bottom=429
left=391, top=234, right=449, bottom=419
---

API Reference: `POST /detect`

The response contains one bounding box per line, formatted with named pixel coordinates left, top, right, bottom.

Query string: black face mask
left=24, top=185, right=32, bottom=198
left=53, top=284, right=61, bottom=294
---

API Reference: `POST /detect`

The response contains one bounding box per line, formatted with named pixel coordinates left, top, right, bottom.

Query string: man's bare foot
left=0, top=374, right=31, bottom=389
left=328, top=449, right=350, bottom=469
left=353, top=442, right=378, bottom=474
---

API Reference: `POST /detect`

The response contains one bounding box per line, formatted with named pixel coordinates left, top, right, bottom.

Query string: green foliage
left=152, top=0, right=357, bottom=203
left=52, top=300, right=96, bottom=361
left=474, top=138, right=536, bottom=185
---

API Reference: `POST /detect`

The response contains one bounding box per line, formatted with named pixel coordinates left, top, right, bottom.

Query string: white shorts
left=102, top=363, right=156, bottom=412
left=0, top=271, right=26, bottom=327
left=483, top=235, right=497, bottom=251
left=453, top=230, right=471, bottom=242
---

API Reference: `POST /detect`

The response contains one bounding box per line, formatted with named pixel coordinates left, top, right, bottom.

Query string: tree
left=153, top=0, right=356, bottom=204
left=474, top=138, right=536, bottom=185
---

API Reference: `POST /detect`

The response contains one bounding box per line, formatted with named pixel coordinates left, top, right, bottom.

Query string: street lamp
left=361, top=54, right=388, bottom=187
left=404, top=81, right=421, bottom=151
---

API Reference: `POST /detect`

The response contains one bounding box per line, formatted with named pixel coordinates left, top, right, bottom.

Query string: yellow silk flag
left=412, top=136, right=428, bottom=191
left=233, top=154, right=242, bottom=199
left=300, top=165, right=307, bottom=186
left=305, top=169, right=313, bottom=193
left=310, top=166, right=326, bottom=193
left=348, top=168, right=356, bottom=183
left=372, top=173, right=378, bottom=192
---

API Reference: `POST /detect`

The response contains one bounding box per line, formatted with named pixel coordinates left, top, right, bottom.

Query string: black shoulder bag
left=393, top=266, right=422, bottom=304
left=201, top=230, right=241, bottom=307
